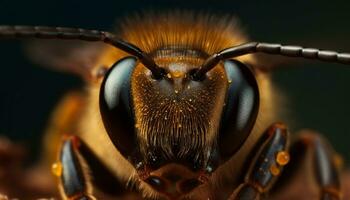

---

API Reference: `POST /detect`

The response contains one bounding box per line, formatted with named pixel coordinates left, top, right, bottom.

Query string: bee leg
left=54, top=136, right=96, bottom=200
left=229, top=123, right=290, bottom=200
left=272, top=131, right=342, bottom=200
left=80, top=138, right=133, bottom=196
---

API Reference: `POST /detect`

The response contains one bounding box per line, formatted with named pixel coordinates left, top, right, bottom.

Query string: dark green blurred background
left=0, top=0, right=349, bottom=164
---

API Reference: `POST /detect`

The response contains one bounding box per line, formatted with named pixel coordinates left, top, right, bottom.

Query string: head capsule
left=99, top=49, right=259, bottom=197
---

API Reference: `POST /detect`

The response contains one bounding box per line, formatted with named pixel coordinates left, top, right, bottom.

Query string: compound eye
left=219, top=59, right=259, bottom=159
left=99, top=56, right=137, bottom=157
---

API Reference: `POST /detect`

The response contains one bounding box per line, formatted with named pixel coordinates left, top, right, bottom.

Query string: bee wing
left=24, top=40, right=108, bottom=79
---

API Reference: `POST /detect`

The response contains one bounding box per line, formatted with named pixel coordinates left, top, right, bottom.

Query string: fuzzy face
left=132, top=57, right=227, bottom=165
left=75, top=11, right=279, bottom=199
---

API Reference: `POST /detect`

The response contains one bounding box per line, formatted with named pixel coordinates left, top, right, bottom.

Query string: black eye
left=99, top=56, right=138, bottom=159
left=219, top=59, right=259, bottom=159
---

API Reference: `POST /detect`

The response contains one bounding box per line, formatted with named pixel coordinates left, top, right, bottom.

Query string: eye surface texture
left=103, top=58, right=135, bottom=110
left=99, top=56, right=138, bottom=159
left=219, top=59, right=260, bottom=159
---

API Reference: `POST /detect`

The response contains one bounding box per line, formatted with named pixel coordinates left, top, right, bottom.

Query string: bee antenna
left=0, top=25, right=164, bottom=79
left=192, top=42, right=350, bottom=81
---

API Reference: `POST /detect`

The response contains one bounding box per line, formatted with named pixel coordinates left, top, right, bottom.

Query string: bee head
left=99, top=49, right=259, bottom=196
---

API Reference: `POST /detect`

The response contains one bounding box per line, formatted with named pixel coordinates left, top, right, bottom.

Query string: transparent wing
left=24, top=39, right=107, bottom=79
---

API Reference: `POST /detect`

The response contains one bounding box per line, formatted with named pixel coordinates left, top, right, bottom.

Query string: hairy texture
left=132, top=57, right=227, bottom=166
left=119, top=11, right=247, bottom=55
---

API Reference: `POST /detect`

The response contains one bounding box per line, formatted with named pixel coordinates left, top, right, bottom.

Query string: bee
left=0, top=12, right=348, bottom=200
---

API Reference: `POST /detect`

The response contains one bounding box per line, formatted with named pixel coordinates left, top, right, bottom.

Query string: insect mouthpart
left=139, top=163, right=211, bottom=198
